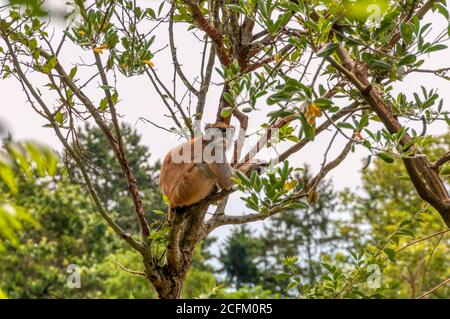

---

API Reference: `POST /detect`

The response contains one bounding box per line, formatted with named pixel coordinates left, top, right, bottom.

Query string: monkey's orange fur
left=160, top=123, right=234, bottom=221
left=160, top=139, right=218, bottom=208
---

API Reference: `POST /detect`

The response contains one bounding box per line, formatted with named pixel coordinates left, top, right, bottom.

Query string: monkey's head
left=203, top=122, right=235, bottom=151
left=205, top=121, right=233, bottom=132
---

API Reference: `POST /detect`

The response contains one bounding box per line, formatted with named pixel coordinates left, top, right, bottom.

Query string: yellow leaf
left=143, top=59, right=155, bottom=68
left=93, top=44, right=108, bottom=54
left=307, top=190, right=318, bottom=205
left=274, top=53, right=282, bottom=63
left=305, top=103, right=322, bottom=126
left=78, top=30, right=86, bottom=36
left=308, top=103, right=322, bottom=117
left=353, top=131, right=364, bottom=140
left=283, top=180, right=297, bottom=191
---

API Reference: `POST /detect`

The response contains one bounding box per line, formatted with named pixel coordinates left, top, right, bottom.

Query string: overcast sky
left=0, top=1, right=449, bottom=242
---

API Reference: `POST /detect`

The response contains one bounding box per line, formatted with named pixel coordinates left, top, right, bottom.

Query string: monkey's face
left=204, top=122, right=235, bottom=148
left=202, top=124, right=235, bottom=163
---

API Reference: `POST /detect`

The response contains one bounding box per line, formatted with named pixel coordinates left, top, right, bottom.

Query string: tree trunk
left=155, top=270, right=188, bottom=299
left=144, top=205, right=207, bottom=299
left=144, top=255, right=191, bottom=299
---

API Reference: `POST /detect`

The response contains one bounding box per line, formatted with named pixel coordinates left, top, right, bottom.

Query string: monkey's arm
left=208, top=162, right=234, bottom=190
left=238, top=160, right=268, bottom=176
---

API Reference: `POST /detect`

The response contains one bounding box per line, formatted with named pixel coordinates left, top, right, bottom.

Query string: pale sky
left=0, top=1, right=449, bottom=243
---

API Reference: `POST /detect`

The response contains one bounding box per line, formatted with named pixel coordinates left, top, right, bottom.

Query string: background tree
left=340, top=132, right=450, bottom=298
left=219, top=226, right=262, bottom=289
left=68, top=123, right=164, bottom=230
left=0, top=134, right=218, bottom=298
left=217, top=165, right=346, bottom=295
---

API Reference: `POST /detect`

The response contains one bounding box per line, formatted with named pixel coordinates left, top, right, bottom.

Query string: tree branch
left=169, top=1, right=199, bottom=96
left=183, top=0, right=231, bottom=66
left=417, top=278, right=449, bottom=299
left=0, top=32, right=144, bottom=252
left=431, top=151, right=450, bottom=170
left=94, top=51, right=150, bottom=239
left=330, top=44, right=450, bottom=227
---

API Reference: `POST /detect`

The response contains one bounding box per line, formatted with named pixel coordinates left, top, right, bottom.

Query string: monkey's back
left=160, top=141, right=217, bottom=208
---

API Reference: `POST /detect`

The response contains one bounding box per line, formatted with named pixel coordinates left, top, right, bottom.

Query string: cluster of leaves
left=66, top=0, right=162, bottom=76
left=218, top=166, right=340, bottom=296
left=0, top=140, right=57, bottom=251
left=279, top=135, right=450, bottom=298
left=233, top=161, right=307, bottom=213
left=281, top=205, right=446, bottom=299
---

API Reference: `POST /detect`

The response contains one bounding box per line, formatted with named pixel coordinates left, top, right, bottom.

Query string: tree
left=0, top=134, right=216, bottom=299
left=217, top=166, right=344, bottom=295
left=219, top=226, right=262, bottom=289
left=258, top=166, right=343, bottom=292
left=1, top=0, right=449, bottom=298
left=0, top=176, right=118, bottom=298
left=68, top=123, right=164, bottom=230
left=0, top=139, right=57, bottom=251
left=341, top=133, right=449, bottom=298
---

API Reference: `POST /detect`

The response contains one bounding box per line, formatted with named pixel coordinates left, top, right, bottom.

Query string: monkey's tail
left=167, top=206, right=175, bottom=225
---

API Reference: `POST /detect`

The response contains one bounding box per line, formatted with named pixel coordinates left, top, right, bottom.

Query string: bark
left=331, top=47, right=450, bottom=228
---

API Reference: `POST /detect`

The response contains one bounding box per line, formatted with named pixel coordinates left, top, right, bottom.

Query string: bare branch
left=115, top=262, right=147, bottom=277
left=169, top=1, right=199, bottom=96
left=0, top=32, right=144, bottom=252
left=431, top=151, right=450, bottom=170
left=146, top=67, right=194, bottom=138
left=183, top=0, right=231, bottom=66
left=94, top=51, right=150, bottom=239
left=195, top=42, right=215, bottom=122
left=417, top=278, right=450, bottom=299
left=232, top=108, right=248, bottom=164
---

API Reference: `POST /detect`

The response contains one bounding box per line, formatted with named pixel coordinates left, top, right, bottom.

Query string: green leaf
left=111, top=91, right=119, bottom=105
left=220, top=107, right=234, bottom=118
left=223, top=92, right=235, bottom=106
left=400, top=23, right=413, bottom=45
left=69, top=66, right=78, bottom=80
left=317, top=43, right=339, bottom=57
left=147, top=8, right=156, bottom=19
left=423, top=44, right=447, bottom=54
left=377, top=152, right=394, bottom=164
left=314, top=98, right=332, bottom=108
left=54, top=111, right=64, bottom=125
left=370, top=60, right=391, bottom=70
left=383, top=248, right=396, bottom=262
left=99, top=98, right=108, bottom=110
left=358, top=114, right=369, bottom=130
left=28, top=38, right=37, bottom=50
left=398, top=54, right=416, bottom=66
left=304, top=124, right=315, bottom=141
left=274, top=273, right=291, bottom=280
left=337, top=122, right=354, bottom=130
left=235, top=170, right=250, bottom=186
left=0, top=163, right=18, bottom=194
left=286, top=281, right=299, bottom=290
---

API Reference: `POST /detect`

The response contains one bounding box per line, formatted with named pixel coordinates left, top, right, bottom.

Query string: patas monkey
left=160, top=122, right=236, bottom=221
